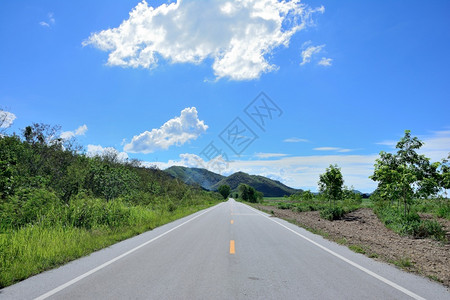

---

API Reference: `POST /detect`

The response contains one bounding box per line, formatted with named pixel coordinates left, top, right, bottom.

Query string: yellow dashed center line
left=230, top=240, right=235, bottom=254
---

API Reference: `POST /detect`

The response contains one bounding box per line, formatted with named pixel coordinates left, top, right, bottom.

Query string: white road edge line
left=34, top=202, right=224, bottom=300
left=245, top=204, right=426, bottom=300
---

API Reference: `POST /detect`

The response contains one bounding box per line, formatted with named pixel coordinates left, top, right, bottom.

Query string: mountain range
left=165, top=166, right=301, bottom=197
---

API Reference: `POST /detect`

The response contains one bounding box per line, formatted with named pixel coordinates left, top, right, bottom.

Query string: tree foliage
left=0, top=123, right=222, bottom=231
left=370, top=130, right=444, bottom=217
left=218, top=184, right=231, bottom=200
left=238, top=183, right=263, bottom=203
left=318, top=164, right=344, bottom=208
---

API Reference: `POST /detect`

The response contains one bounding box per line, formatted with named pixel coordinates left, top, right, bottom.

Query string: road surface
left=1, top=199, right=449, bottom=299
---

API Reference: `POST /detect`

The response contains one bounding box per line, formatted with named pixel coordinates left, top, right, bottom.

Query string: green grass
left=0, top=201, right=219, bottom=288
left=348, top=244, right=366, bottom=254
left=374, top=206, right=446, bottom=241
left=427, top=275, right=443, bottom=283
left=391, top=257, right=414, bottom=269
left=414, top=198, right=450, bottom=220
left=336, top=238, right=348, bottom=245
left=263, top=197, right=287, bottom=202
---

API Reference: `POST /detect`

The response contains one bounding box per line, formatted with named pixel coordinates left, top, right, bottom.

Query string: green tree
left=439, top=155, right=450, bottom=192
left=238, top=183, right=249, bottom=201
left=218, top=184, right=231, bottom=200
left=237, top=183, right=262, bottom=203
left=370, top=130, right=440, bottom=217
left=302, top=190, right=314, bottom=201
left=318, top=164, right=344, bottom=208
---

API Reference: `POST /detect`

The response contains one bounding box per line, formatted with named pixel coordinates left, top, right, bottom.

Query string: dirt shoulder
left=254, top=205, right=450, bottom=288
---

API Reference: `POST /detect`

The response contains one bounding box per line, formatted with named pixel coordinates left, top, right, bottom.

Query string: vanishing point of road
left=1, top=199, right=449, bottom=299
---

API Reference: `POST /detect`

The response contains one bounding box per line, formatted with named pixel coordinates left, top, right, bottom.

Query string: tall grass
left=0, top=197, right=220, bottom=288
left=374, top=205, right=446, bottom=241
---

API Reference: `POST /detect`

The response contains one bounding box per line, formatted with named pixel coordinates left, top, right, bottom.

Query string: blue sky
left=1, top=0, right=449, bottom=192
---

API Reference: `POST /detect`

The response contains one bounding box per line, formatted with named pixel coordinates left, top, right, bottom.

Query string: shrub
left=375, top=206, right=446, bottom=241
left=0, top=188, right=62, bottom=230
left=277, top=202, right=293, bottom=209
left=320, top=207, right=345, bottom=220
left=67, top=197, right=131, bottom=229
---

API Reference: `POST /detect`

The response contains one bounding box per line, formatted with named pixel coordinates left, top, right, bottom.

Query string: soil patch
left=255, top=205, right=450, bottom=288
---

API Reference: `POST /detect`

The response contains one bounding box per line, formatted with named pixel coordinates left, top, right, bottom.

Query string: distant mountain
left=165, top=166, right=225, bottom=190
left=353, top=190, right=372, bottom=198
left=211, top=171, right=301, bottom=197
left=165, top=167, right=301, bottom=197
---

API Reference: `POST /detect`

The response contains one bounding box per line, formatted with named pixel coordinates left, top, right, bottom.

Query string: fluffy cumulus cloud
left=86, top=144, right=129, bottom=162
left=83, top=0, right=324, bottom=80
left=60, top=124, right=88, bottom=140
left=0, top=110, right=16, bottom=128
left=124, top=107, right=208, bottom=153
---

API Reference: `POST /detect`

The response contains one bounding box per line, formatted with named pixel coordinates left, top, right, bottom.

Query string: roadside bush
left=421, top=220, right=446, bottom=241
left=277, top=202, right=293, bottom=210
left=375, top=206, right=446, bottom=241
left=0, top=188, right=62, bottom=230
left=320, top=207, right=345, bottom=221
left=67, top=197, right=131, bottom=229
left=296, top=206, right=306, bottom=212
left=437, top=204, right=450, bottom=219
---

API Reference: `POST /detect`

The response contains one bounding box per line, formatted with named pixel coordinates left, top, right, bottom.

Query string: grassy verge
left=374, top=206, right=447, bottom=241
left=0, top=201, right=219, bottom=288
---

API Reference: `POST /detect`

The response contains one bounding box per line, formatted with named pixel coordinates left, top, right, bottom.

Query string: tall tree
left=318, top=164, right=344, bottom=208
left=371, top=130, right=440, bottom=216
left=218, top=184, right=231, bottom=200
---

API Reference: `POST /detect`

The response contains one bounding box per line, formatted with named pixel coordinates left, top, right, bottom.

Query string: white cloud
left=86, top=144, right=129, bottom=162
left=337, top=149, right=353, bottom=153
left=283, top=137, right=309, bottom=143
left=376, top=140, right=396, bottom=147
left=300, top=42, right=324, bottom=65
left=314, top=147, right=340, bottom=151
left=40, top=12, right=55, bottom=28
left=0, top=110, right=16, bottom=128
left=314, top=147, right=358, bottom=153
left=318, top=57, right=332, bottom=66
left=83, top=0, right=324, bottom=80
left=60, top=124, right=88, bottom=140
left=141, top=152, right=227, bottom=172
left=418, top=130, right=450, bottom=161
left=75, top=124, right=88, bottom=135
left=124, top=107, right=208, bottom=153
left=254, top=152, right=288, bottom=159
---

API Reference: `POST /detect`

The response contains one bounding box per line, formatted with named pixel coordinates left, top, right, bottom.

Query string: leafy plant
left=218, top=184, right=231, bottom=200
left=318, top=164, right=344, bottom=208
left=320, top=207, right=344, bottom=220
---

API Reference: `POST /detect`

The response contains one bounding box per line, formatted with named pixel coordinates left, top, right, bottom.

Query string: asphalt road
left=1, top=199, right=449, bottom=299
